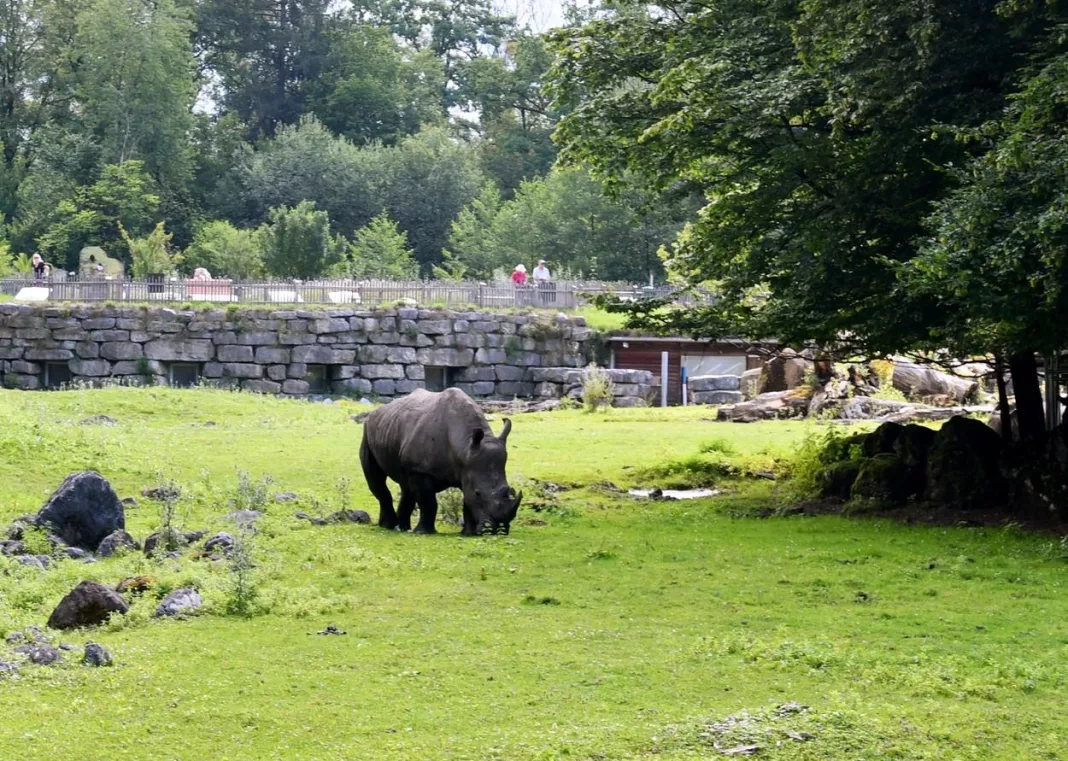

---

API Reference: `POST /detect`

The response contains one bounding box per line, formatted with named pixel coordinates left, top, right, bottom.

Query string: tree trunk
left=995, top=354, right=1012, bottom=443
left=1010, top=350, right=1045, bottom=445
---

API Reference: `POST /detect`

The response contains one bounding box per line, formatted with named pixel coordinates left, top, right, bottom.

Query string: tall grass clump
left=156, top=477, right=186, bottom=552
left=582, top=364, right=614, bottom=413
left=782, top=427, right=864, bottom=500
left=232, top=471, right=273, bottom=514
left=226, top=525, right=259, bottom=617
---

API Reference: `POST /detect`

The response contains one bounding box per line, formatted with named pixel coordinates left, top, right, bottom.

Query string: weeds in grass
left=226, top=526, right=260, bottom=617
left=700, top=438, right=737, bottom=456
left=20, top=526, right=52, bottom=556
left=582, top=364, right=614, bottom=413
left=438, top=489, right=464, bottom=525
left=335, top=477, right=350, bottom=513
left=156, top=476, right=186, bottom=552
left=635, top=454, right=734, bottom=488
left=231, top=471, right=273, bottom=514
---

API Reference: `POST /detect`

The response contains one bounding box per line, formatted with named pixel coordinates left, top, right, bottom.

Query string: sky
left=498, top=0, right=568, bottom=31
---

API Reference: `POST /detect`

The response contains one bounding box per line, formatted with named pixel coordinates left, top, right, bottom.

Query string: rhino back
left=365, top=389, right=488, bottom=483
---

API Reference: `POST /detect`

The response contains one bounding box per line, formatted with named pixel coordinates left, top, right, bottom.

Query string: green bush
left=184, top=220, right=264, bottom=279
left=581, top=364, right=614, bottom=413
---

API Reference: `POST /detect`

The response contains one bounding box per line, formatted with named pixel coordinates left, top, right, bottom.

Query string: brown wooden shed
left=608, top=337, right=772, bottom=406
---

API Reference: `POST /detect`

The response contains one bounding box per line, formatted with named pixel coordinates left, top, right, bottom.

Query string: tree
left=257, top=200, right=342, bottom=279
left=228, top=115, right=384, bottom=235
left=304, top=21, right=445, bottom=146
left=183, top=220, right=264, bottom=279
left=197, top=0, right=335, bottom=138
left=342, top=213, right=418, bottom=279
left=122, top=221, right=178, bottom=278
left=547, top=0, right=1048, bottom=354
left=442, top=182, right=503, bottom=279
left=376, top=126, right=485, bottom=272
left=34, top=160, right=160, bottom=269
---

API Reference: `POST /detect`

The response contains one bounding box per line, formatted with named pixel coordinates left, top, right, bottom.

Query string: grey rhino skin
left=360, top=388, right=522, bottom=535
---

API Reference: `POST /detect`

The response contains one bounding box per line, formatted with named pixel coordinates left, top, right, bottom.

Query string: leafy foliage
left=183, top=221, right=264, bottom=279
left=258, top=201, right=343, bottom=279
left=122, top=222, right=178, bottom=278
left=341, top=214, right=419, bottom=279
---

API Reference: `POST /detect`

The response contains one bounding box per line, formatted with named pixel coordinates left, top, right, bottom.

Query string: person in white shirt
left=532, top=260, right=551, bottom=304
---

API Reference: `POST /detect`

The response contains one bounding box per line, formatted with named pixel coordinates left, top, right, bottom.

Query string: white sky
left=497, top=0, right=568, bottom=32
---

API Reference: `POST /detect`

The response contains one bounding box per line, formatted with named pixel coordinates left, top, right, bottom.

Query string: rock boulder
left=36, top=472, right=125, bottom=552
left=47, top=581, right=129, bottom=630
left=927, top=416, right=1005, bottom=510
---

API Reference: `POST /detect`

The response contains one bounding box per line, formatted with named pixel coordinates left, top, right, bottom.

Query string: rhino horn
left=499, top=418, right=512, bottom=444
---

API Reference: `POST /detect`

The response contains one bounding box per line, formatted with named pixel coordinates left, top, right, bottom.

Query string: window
left=44, top=362, right=72, bottom=389
left=425, top=366, right=455, bottom=392
left=305, top=365, right=329, bottom=394
left=682, top=354, right=747, bottom=378
left=169, top=363, right=201, bottom=388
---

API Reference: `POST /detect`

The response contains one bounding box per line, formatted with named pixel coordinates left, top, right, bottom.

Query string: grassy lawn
left=0, top=389, right=1064, bottom=760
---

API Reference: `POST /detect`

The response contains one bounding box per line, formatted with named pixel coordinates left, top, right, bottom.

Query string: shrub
left=123, top=222, right=179, bottom=278
left=155, top=477, right=185, bottom=552
left=258, top=201, right=344, bottom=279
left=184, top=220, right=264, bottom=279
left=582, top=364, right=614, bottom=413
left=438, top=489, right=464, bottom=525
left=226, top=526, right=259, bottom=617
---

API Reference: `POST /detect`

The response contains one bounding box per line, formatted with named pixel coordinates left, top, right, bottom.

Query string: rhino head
left=461, top=419, right=522, bottom=535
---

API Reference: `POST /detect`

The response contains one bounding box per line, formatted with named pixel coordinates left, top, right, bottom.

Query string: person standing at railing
left=511, top=264, right=527, bottom=286
left=533, top=259, right=551, bottom=305
left=31, top=254, right=49, bottom=286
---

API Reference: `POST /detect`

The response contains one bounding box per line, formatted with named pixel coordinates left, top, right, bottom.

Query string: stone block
left=242, top=379, right=282, bottom=394
left=283, top=379, right=310, bottom=395
left=81, top=318, right=116, bottom=330
left=9, top=360, right=40, bottom=375
left=453, top=319, right=469, bottom=333
left=361, top=364, right=405, bottom=380
left=688, top=375, right=742, bottom=392
left=333, top=378, right=373, bottom=395
left=70, top=359, right=111, bottom=377
left=534, top=382, right=560, bottom=398
left=417, top=319, right=451, bottom=335
left=471, top=321, right=499, bottom=333
left=8, top=315, right=44, bottom=328
left=212, top=332, right=238, bottom=345
left=24, top=348, right=73, bottom=361
left=691, top=391, right=745, bottom=406
left=267, top=365, right=288, bottom=381
left=88, top=330, right=130, bottom=342
left=367, top=332, right=401, bottom=345
left=416, top=348, right=473, bottom=367
left=311, top=318, right=350, bottom=334
left=100, top=343, right=143, bottom=361
left=221, top=363, right=264, bottom=379
left=112, top=360, right=164, bottom=376
left=400, top=333, right=435, bottom=348
left=16, top=328, right=50, bottom=340
left=613, top=397, right=648, bottom=408
left=287, top=363, right=308, bottom=379
left=512, top=352, right=542, bottom=367
left=0, top=347, right=22, bottom=360
left=75, top=342, right=100, bottom=360
left=406, top=365, right=425, bottom=380
left=372, top=379, right=396, bottom=395
left=494, top=365, right=525, bottom=382
left=291, top=346, right=355, bottom=364
left=255, top=347, right=290, bottom=364
left=9, top=373, right=39, bottom=389
left=52, top=329, right=89, bottom=341
left=236, top=331, right=278, bottom=346
left=217, top=345, right=254, bottom=362
left=456, top=366, right=496, bottom=383
left=475, top=348, right=508, bottom=365
left=145, top=340, right=214, bottom=362
left=433, top=334, right=456, bottom=347
left=453, top=333, right=485, bottom=349
left=359, top=345, right=389, bottom=363
left=394, top=380, right=426, bottom=394
left=386, top=347, right=417, bottom=364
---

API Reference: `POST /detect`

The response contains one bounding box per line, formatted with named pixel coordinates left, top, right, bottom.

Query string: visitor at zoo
left=533, top=260, right=552, bottom=304
left=31, top=254, right=48, bottom=285
left=192, top=267, right=212, bottom=281
left=511, top=264, right=527, bottom=286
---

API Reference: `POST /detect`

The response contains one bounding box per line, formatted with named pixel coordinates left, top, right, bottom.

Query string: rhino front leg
left=361, top=437, right=396, bottom=530
left=461, top=503, right=478, bottom=536
left=412, top=480, right=438, bottom=535
left=396, top=489, right=416, bottom=533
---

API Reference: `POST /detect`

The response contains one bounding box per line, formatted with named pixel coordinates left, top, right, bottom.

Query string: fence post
left=661, top=351, right=670, bottom=408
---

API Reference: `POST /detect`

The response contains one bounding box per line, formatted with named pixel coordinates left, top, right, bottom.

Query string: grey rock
left=275, top=492, right=299, bottom=503
left=217, top=345, right=254, bottom=362
left=37, top=472, right=125, bottom=552
left=267, top=364, right=288, bottom=381
left=83, top=643, right=113, bottom=667
left=692, top=390, right=745, bottom=405
left=415, top=348, right=473, bottom=367
left=282, top=379, right=310, bottom=395
left=291, top=346, right=355, bottom=364
left=16, top=555, right=49, bottom=570
left=235, top=331, right=278, bottom=345
left=220, top=363, right=263, bottom=379
left=255, top=346, right=290, bottom=364
left=328, top=510, right=372, bottom=525
left=203, top=532, right=234, bottom=554
left=96, top=530, right=140, bottom=558
left=373, top=379, right=396, bottom=395
left=144, top=339, right=214, bottom=362
left=360, top=364, right=405, bottom=380
left=226, top=510, right=262, bottom=525
left=80, top=415, right=117, bottom=426
left=19, top=644, right=61, bottom=666
left=243, top=379, right=282, bottom=394
left=69, top=359, right=111, bottom=377
left=153, top=588, right=202, bottom=618
left=688, top=375, right=742, bottom=393
left=100, top=343, right=143, bottom=361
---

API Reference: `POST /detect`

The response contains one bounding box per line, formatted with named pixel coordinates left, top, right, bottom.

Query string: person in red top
left=511, top=264, right=527, bottom=286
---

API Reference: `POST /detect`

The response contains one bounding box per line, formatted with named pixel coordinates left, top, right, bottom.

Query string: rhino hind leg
left=361, top=437, right=397, bottom=530
left=396, top=489, right=416, bottom=532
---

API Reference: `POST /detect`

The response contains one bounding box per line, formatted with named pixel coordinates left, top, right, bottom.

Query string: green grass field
left=0, top=389, right=1064, bottom=760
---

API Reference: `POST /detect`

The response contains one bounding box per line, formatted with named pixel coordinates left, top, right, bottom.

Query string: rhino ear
left=499, top=418, right=512, bottom=445
left=471, top=427, right=485, bottom=451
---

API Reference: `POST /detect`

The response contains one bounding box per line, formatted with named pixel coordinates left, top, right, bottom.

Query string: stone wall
left=0, top=304, right=656, bottom=404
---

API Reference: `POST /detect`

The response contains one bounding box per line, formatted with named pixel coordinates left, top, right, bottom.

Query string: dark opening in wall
left=305, top=365, right=328, bottom=394
left=425, top=367, right=456, bottom=392
left=44, top=362, right=72, bottom=389
left=169, top=363, right=201, bottom=388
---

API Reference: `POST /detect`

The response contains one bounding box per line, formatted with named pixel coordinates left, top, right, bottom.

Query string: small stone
left=275, top=492, right=299, bottom=503
left=0, top=662, right=17, bottom=676
left=328, top=510, right=372, bottom=525
left=5, top=632, right=25, bottom=645
left=16, top=555, right=49, bottom=570
left=153, top=588, right=202, bottom=618
left=121, top=497, right=138, bottom=507
left=19, top=644, right=61, bottom=666
left=63, top=546, right=92, bottom=561
left=96, top=530, right=140, bottom=558
left=80, top=415, right=117, bottom=427
left=83, top=643, right=113, bottom=667
left=203, top=532, right=234, bottom=554
left=116, top=576, right=153, bottom=596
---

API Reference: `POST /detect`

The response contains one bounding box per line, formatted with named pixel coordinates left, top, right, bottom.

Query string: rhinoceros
left=359, top=388, right=522, bottom=535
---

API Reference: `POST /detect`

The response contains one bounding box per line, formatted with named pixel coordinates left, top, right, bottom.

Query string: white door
left=682, top=354, right=747, bottom=378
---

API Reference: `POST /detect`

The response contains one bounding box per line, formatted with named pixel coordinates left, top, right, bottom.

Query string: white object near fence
left=15, top=287, right=49, bottom=302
